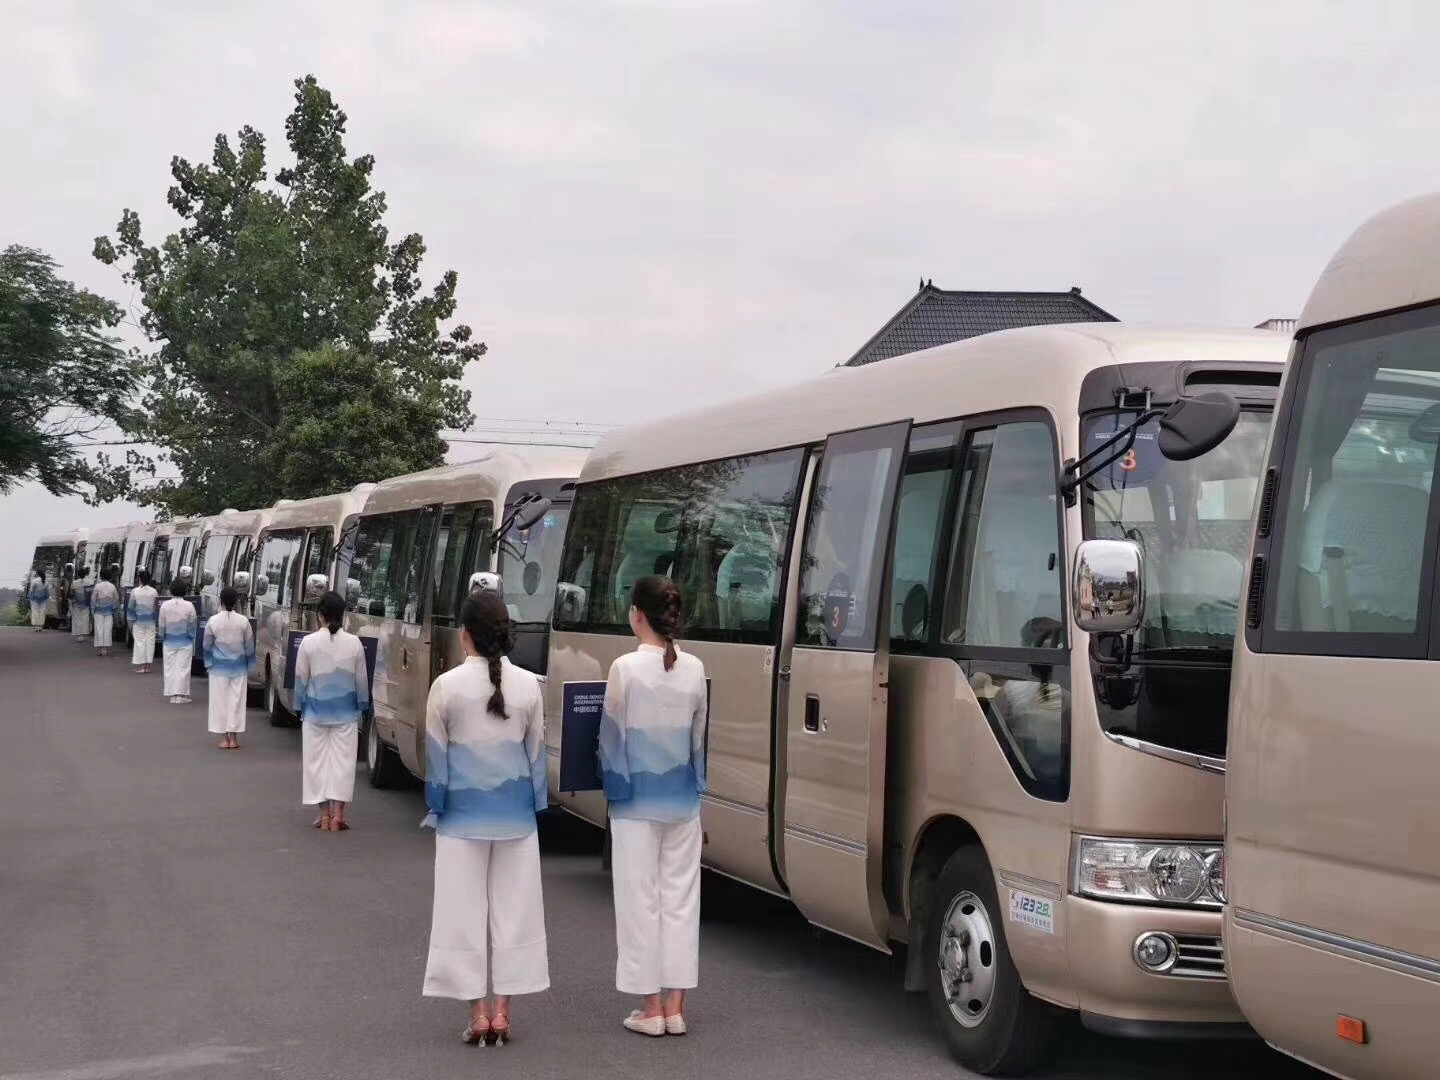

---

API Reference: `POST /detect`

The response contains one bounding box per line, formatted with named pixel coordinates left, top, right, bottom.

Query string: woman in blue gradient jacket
left=600, top=575, right=708, bottom=1038
left=293, top=591, right=370, bottom=832
left=421, top=591, right=549, bottom=1047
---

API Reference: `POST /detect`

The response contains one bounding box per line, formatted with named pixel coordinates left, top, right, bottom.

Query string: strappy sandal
left=313, top=813, right=331, bottom=829
left=489, top=1013, right=510, bottom=1046
left=462, top=1016, right=491, bottom=1045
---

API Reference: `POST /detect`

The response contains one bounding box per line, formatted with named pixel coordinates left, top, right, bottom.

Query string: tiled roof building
left=844, top=281, right=1119, bottom=367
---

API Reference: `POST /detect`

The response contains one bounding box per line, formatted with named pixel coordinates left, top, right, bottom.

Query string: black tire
left=365, top=715, right=408, bottom=789
left=600, top=814, right=613, bottom=874
left=266, top=667, right=291, bottom=728
left=924, top=845, right=1061, bottom=1076
left=357, top=713, right=370, bottom=761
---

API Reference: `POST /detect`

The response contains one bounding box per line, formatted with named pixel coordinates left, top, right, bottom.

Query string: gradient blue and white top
left=29, top=576, right=49, bottom=604
left=70, top=579, right=89, bottom=608
left=128, top=584, right=159, bottom=626
left=90, top=580, right=119, bottom=616
left=600, top=644, right=708, bottom=823
left=203, top=610, right=255, bottom=678
left=423, top=657, right=547, bottom=840
left=157, top=596, right=196, bottom=649
left=293, top=628, right=370, bottom=728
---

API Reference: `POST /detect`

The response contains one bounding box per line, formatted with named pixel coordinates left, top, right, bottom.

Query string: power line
left=446, top=436, right=597, bottom=449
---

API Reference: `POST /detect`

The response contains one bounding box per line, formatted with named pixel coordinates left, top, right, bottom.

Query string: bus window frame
left=1250, top=304, right=1440, bottom=660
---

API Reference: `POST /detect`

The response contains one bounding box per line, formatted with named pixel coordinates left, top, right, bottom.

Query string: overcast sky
left=3, top=0, right=1435, bottom=582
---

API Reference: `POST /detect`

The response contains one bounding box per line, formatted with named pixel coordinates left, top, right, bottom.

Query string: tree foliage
left=0, top=245, right=137, bottom=497
left=94, top=75, right=482, bottom=517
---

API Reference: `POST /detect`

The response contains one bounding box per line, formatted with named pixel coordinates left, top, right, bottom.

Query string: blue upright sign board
left=282, top=630, right=378, bottom=694
left=558, top=677, right=712, bottom=794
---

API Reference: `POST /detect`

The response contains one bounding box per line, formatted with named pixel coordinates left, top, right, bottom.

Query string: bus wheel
left=366, top=717, right=407, bottom=790
left=266, top=669, right=290, bottom=728
left=925, top=845, right=1060, bottom=1076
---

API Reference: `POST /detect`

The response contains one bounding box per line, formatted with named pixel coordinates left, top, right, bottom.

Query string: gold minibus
left=343, top=446, right=588, bottom=788
left=549, top=324, right=1284, bottom=1074
left=28, top=531, right=82, bottom=627
left=1226, top=192, right=1440, bottom=1080
left=246, top=485, right=375, bottom=722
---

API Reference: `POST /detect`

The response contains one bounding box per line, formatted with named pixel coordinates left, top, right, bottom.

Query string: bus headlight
left=1073, top=837, right=1226, bottom=908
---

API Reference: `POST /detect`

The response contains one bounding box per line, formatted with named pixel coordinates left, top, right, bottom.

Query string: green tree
left=0, top=245, right=138, bottom=497
left=93, top=75, right=481, bottom=516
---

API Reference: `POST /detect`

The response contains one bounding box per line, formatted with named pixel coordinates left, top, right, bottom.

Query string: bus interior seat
left=1296, top=479, right=1430, bottom=632
left=1154, top=549, right=1244, bottom=635
left=717, top=545, right=776, bottom=629
left=967, top=495, right=1061, bottom=646
left=900, top=582, right=929, bottom=640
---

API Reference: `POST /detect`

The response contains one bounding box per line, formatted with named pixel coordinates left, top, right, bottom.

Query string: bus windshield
left=1081, top=408, right=1272, bottom=757
left=498, top=502, right=571, bottom=625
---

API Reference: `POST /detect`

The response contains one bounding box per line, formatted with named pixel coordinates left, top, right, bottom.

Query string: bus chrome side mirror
left=232, top=571, right=251, bottom=596
left=305, top=573, right=329, bottom=602
left=253, top=574, right=271, bottom=598
left=345, top=578, right=361, bottom=606
left=469, top=571, right=502, bottom=597
left=1073, top=539, right=1145, bottom=634
left=177, top=564, right=194, bottom=582
left=201, top=569, right=216, bottom=586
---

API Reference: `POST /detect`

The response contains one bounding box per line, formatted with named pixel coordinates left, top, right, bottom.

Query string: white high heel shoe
left=623, top=1010, right=666, bottom=1037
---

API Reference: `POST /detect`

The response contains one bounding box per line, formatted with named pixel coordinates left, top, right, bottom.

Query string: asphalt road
left=0, top=627, right=1322, bottom=1080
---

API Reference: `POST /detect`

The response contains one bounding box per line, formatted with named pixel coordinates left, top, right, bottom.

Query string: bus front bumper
left=1063, top=895, right=1247, bottom=1030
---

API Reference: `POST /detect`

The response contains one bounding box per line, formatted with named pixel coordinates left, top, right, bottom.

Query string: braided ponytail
left=460, top=592, right=515, bottom=718
left=631, top=575, right=684, bottom=671
left=318, top=590, right=345, bottom=636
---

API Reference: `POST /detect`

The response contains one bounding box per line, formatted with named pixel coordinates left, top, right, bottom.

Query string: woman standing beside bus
left=91, top=570, right=119, bottom=657
left=28, top=570, right=49, bottom=631
left=204, top=586, right=255, bottom=750
left=128, top=570, right=159, bottom=675
left=421, top=592, right=550, bottom=1046
left=69, top=567, right=91, bottom=641
left=294, top=591, right=369, bottom=832
left=600, top=576, right=708, bottom=1037
left=158, top=580, right=196, bottom=703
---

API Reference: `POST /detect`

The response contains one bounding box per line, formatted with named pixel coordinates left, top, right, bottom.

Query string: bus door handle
left=803, top=694, right=820, bottom=733
left=402, top=648, right=409, bottom=670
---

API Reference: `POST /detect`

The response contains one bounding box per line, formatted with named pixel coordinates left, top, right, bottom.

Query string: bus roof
left=1300, top=190, right=1440, bottom=331
left=154, top=518, right=206, bottom=540
left=83, top=524, right=132, bottom=544
left=359, top=445, right=589, bottom=517
left=125, top=521, right=158, bottom=543
left=580, top=323, right=1288, bottom=484
left=35, top=531, right=83, bottom=547
left=206, top=507, right=272, bottom=538
left=266, top=484, right=376, bottom=533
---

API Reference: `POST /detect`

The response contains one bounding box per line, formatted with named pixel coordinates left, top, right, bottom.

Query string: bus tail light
left=1336, top=1015, right=1367, bottom=1044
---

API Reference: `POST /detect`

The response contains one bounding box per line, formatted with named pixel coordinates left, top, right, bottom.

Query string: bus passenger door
left=779, top=421, right=910, bottom=950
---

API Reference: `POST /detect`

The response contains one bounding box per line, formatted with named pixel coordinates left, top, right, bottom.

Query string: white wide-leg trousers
left=132, top=624, right=156, bottom=666
left=208, top=674, right=247, bottom=734
left=92, top=613, right=114, bottom=649
left=423, top=832, right=550, bottom=1000
left=301, top=723, right=358, bottom=804
left=611, top=815, right=702, bottom=995
left=162, top=645, right=191, bottom=697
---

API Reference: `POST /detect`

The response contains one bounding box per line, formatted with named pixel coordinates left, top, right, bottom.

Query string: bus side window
left=890, top=423, right=962, bottom=648
left=944, top=423, right=1064, bottom=649
left=943, top=418, right=1069, bottom=801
